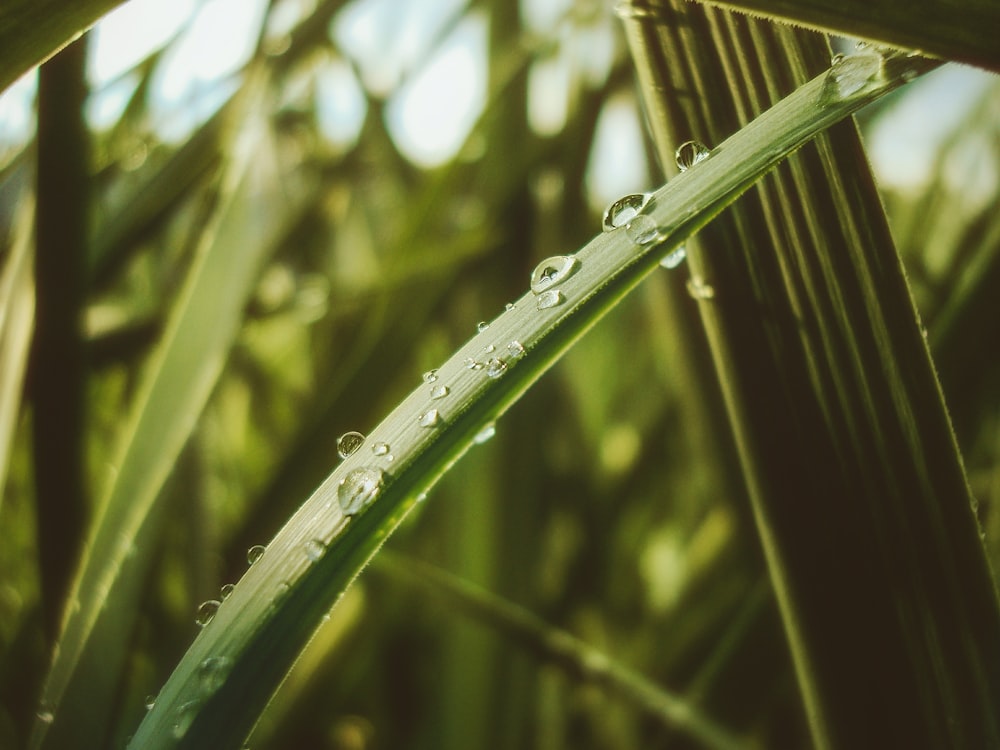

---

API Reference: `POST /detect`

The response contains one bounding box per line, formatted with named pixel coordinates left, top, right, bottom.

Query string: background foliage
left=1, top=0, right=999, bottom=748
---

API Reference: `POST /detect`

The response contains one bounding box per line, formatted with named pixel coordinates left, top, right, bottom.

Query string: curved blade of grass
left=373, top=552, right=748, bottom=750
left=127, top=50, right=935, bottom=750
left=29, top=71, right=309, bottom=750
left=691, top=0, right=1000, bottom=71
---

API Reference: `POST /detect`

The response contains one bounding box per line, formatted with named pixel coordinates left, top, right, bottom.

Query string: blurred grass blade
left=29, top=70, right=307, bottom=750
left=692, top=0, right=1000, bottom=71
left=0, top=198, right=35, bottom=509
left=127, top=51, right=933, bottom=750
left=374, top=553, right=748, bottom=750
left=621, top=3, right=1000, bottom=747
left=0, top=0, right=129, bottom=95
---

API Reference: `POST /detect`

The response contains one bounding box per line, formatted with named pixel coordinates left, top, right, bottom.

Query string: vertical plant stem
left=32, top=35, right=89, bottom=642
left=621, top=2, right=1000, bottom=747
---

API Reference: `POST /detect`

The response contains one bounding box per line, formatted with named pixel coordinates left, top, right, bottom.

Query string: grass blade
left=127, top=50, right=934, bottom=750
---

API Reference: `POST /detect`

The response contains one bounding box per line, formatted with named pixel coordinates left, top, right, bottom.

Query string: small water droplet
left=674, top=140, right=710, bottom=171
left=247, top=545, right=266, bottom=565
left=172, top=700, right=201, bottom=739
left=416, top=492, right=428, bottom=503
left=418, top=409, right=442, bottom=428
left=824, top=51, right=884, bottom=99
left=626, top=215, right=663, bottom=245
left=198, top=655, right=232, bottom=695
left=304, top=539, right=326, bottom=561
left=507, top=340, right=525, bottom=359
left=485, top=358, right=507, bottom=378
left=659, top=246, right=687, bottom=269
left=336, top=431, right=365, bottom=459
left=530, top=256, right=579, bottom=293
left=536, top=289, right=564, bottom=310
left=477, top=321, right=489, bottom=332
left=464, top=358, right=484, bottom=370
left=372, top=442, right=390, bottom=456
left=505, top=302, right=516, bottom=311
left=484, top=343, right=496, bottom=353
left=219, top=583, right=235, bottom=600
left=422, top=369, right=439, bottom=384
left=430, top=384, right=450, bottom=399
left=36, top=707, right=54, bottom=724
left=686, top=277, right=716, bottom=299
left=338, top=467, right=385, bottom=515
left=474, top=423, right=497, bottom=444
left=602, top=193, right=650, bottom=232
left=195, top=600, right=221, bottom=628
left=144, top=694, right=157, bottom=711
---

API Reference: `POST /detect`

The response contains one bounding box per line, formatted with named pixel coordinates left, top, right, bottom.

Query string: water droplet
left=484, top=343, right=496, bottom=353
left=659, top=246, right=687, bottom=269
left=172, top=700, right=201, bottom=739
left=430, top=384, right=449, bottom=399
left=536, top=289, right=564, bottom=310
left=144, top=694, right=157, bottom=711
left=372, top=442, right=390, bottom=456
left=477, top=321, right=489, bottom=332
left=507, top=340, right=525, bottom=359
left=416, top=492, right=428, bottom=503
left=485, top=358, right=507, bottom=378
left=219, top=583, right=235, bottom=600
left=418, top=409, right=442, bottom=428
left=464, top=358, right=484, bottom=370
left=195, top=600, right=221, bottom=628
left=247, top=545, right=266, bottom=565
left=602, top=193, right=650, bottom=232
left=304, top=539, right=326, bottom=561
left=422, top=369, right=439, bottom=384
left=530, top=255, right=579, bottom=293
left=338, top=467, right=385, bottom=515
left=686, top=277, right=716, bottom=299
left=505, top=302, right=516, bottom=311
left=824, top=51, right=884, bottom=99
left=336, top=431, right=365, bottom=459
left=36, top=706, right=54, bottom=724
left=625, top=215, right=663, bottom=245
left=198, top=655, right=232, bottom=695
left=474, top=423, right=497, bottom=444
left=674, top=140, right=710, bottom=171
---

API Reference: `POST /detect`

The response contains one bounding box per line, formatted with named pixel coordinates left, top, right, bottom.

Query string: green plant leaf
left=126, top=49, right=935, bottom=750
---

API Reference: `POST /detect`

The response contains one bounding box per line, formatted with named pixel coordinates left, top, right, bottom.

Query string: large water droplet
left=536, top=290, right=564, bottom=310
left=336, top=431, right=365, bottom=459
left=430, top=384, right=449, bottom=399
left=198, top=655, right=232, bottom=695
left=530, top=256, right=578, bottom=293
left=337, top=467, right=385, bottom=515
left=602, top=193, right=650, bottom=232
left=418, top=409, right=442, bottom=428
left=485, top=358, right=507, bottom=379
left=304, top=539, right=326, bottom=561
left=422, top=369, right=438, bottom=384
left=247, top=545, right=266, bottom=565
left=659, top=246, right=687, bottom=269
left=474, top=422, right=496, bottom=444
left=195, top=600, right=221, bottom=628
left=674, top=140, right=710, bottom=171
left=824, top=51, right=884, bottom=99
left=625, top=215, right=663, bottom=246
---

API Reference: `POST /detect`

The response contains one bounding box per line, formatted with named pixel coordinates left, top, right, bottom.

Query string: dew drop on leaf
left=477, top=321, right=489, bottom=332
left=219, top=583, right=235, bottom=600
left=674, top=140, right=710, bottom=171
left=418, top=409, right=442, bottom=428
left=530, top=255, right=578, bottom=294
left=485, top=358, right=507, bottom=378
left=195, top=600, right=221, bottom=628
left=372, top=442, right=390, bottom=456
left=824, top=51, right=884, bottom=99
left=336, top=431, right=365, bottom=459
left=659, top=246, right=687, bottom=269
left=198, top=655, right=232, bottom=695
left=464, top=358, right=484, bottom=370
left=304, top=539, right=326, bottom=561
left=536, top=290, right=564, bottom=310
left=338, top=467, right=385, bottom=515
left=144, top=695, right=157, bottom=711
left=247, top=545, right=266, bottom=565
left=422, top=369, right=439, bottom=384
left=507, top=340, right=525, bottom=359
left=172, top=700, right=201, bottom=739
left=430, top=385, right=449, bottom=399
left=602, top=193, right=650, bottom=232
left=625, top=215, right=663, bottom=246
left=474, top=422, right=497, bottom=444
